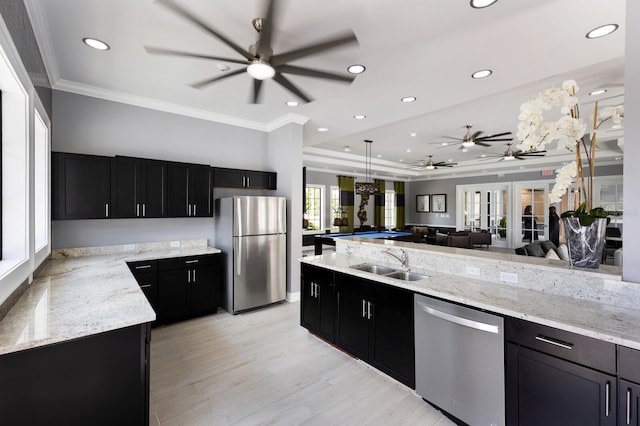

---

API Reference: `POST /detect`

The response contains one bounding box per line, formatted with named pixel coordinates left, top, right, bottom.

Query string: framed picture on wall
left=431, top=194, right=447, bottom=213
left=416, top=194, right=430, bottom=212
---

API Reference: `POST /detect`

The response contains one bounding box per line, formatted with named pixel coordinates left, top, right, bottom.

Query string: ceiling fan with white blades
left=434, top=124, right=513, bottom=149
left=145, top=0, right=359, bottom=103
left=479, top=143, right=546, bottom=161
left=410, top=155, right=457, bottom=170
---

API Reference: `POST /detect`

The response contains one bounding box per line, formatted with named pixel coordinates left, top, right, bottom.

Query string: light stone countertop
left=302, top=243, right=640, bottom=351
left=0, top=240, right=221, bottom=355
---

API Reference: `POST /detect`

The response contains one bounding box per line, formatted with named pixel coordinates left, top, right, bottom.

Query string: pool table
left=313, top=230, right=418, bottom=255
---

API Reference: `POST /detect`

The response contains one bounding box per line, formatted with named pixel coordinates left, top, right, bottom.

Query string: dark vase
left=562, top=217, right=607, bottom=268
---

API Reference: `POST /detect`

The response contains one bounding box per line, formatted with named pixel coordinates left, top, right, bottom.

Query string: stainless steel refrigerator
left=215, top=196, right=287, bottom=314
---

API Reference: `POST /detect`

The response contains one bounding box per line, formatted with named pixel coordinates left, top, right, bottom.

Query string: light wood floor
left=150, top=301, right=454, bottom=425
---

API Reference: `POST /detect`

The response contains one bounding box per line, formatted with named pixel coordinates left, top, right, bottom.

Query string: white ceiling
left=26, top=0, right=626, bottom=180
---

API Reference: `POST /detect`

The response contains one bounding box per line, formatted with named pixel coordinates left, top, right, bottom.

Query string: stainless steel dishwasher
left=415, top=294, right=505, bottom=426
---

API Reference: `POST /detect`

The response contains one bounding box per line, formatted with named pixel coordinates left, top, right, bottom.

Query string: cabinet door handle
left=135, top=265, right=152, bottom=270
left=137, top=203, right=140, bottom=217
left=192, top=269, right=196, bottom=282
left=626, top=388, right=631, bottom=425
left=185, top=259, right=199, bottom=264
left=362, top=300, right=366, bottom=318
left=315, top=283, right=319, bottom=298
left=310, top=282, right=315, bottom=297
left=605, top=381, right=610, bottom=417
left=194, top=204, right=197, bottom=216
left=188, top=204, right=192, bottom=216
left=535, top=335, right=574, bottom=350
left=105, top=203, right=109, bottom=218
left=140, top=284, right=152, bottom=289
left=143, top=203, right=146, bottom=217
left=367, top=301, right=372, bottom=320
left=187, top=270, right=191, bottom=283
left=247, top=176, right=250, bottom=187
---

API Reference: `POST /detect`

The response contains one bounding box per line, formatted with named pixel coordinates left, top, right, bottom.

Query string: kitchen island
left=0, top=239, right=220, bottom=426
left=301, top=237, right=640, bottom=425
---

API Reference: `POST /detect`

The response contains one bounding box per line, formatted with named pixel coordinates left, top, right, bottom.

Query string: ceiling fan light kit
left=149, top=0, right=359, bottom=103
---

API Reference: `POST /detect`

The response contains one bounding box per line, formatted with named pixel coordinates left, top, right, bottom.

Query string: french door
left=513, top=181, right=550, bottom=247
left=457, top=183, right=510, bottom=248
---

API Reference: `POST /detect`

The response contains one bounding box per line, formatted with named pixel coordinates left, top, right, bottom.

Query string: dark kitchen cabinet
left=111, top=156, right=167, bottom=218
left=335, top=273, right=415, bottom=388
left=127, top=259, right=159, bottom=317
left=158, top=254, right=221, bottom=323
left=0, top=324, right=151, bottom=426
left=52, top=152, right=111, bottom=219
left=213, top=167, right=277, bottom=190
left=619, top=346, right=640, bottom=426
left=506, top=317, right=617, bottom=426
left=300, top=264, right=336, bottom=342
left=167, top=162, right=212, bottom=217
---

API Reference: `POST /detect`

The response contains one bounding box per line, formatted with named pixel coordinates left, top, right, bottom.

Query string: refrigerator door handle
left=235, top=237, right=242, bottom=274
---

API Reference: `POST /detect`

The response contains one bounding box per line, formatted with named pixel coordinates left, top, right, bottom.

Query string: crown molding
left=265, top=113, right=309, bottom=131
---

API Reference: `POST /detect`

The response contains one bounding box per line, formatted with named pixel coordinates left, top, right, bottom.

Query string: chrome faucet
left=385, top=249, right=407, bottom=269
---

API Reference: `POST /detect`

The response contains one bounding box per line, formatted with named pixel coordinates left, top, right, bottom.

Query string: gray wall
left=407, top=164, right=624, bottom=227
left=51, top=90, right=273, bottom=249
left=624, top=0, right=639, bottom=282
left=0, top=0, right=51, bottom=117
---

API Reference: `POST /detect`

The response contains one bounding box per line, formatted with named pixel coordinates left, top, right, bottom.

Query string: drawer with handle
left=127, top=260, right=158, bottom=274
left=506, top=316, right=616, bottom=374
left=157, top=254, right=218, bottom=271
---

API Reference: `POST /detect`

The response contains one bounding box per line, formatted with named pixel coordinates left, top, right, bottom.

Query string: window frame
left=385, top=189, right=396, bottom=229
left=304, top=184, right=325, bottom=231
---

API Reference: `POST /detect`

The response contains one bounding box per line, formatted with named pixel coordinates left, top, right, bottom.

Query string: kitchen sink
left=385, top=271, right=429, bottom=281
left=350, top=263, right=429, bottom=281
left=350, top=263, right=398, bottom=275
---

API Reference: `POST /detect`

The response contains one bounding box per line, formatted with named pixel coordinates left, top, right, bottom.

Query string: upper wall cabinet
left=213, top=167, right=277, bottom=190
left=52, top=152, right=111, bottom=220
left=167, top=162, right=212, bottom=217
left=111, top=156, right=167, bottom=218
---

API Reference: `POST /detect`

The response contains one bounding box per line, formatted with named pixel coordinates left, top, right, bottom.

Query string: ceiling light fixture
left=355, top=140, right=380, bottom=195
left=401, top=96, right=417, bottom=103
left=354, top=114, right=367, bottom=119
left=344, top=146, right=351, bottom=152
left=441, top=142, right=449, bottom=146
left=410, top=132, right=418, bottom=137
left=317, top=127, right=329, bottom=132
left=470, top=0, right=498, bottom=8
left=247, top=60, right=276, bottom=80
left=286, top=101, right=299, bottom=107
left=589, top=89, right=607, bottom=96
left=471, top=69, right=492, bottom=79
left=586, top=24, right=619, bottom=39
left=406, top=148, right=412, bottom=153
left=347, top=64, right=366, bottom=74
left=82, top=37, right=110, bottom=51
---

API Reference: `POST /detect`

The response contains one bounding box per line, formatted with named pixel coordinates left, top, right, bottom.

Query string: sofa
left=515, top=240, right=568, bottom=261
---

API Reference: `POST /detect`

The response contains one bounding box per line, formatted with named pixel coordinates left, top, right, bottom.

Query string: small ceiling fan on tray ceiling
left=433, top=124, right=513, bottom=149
left=145, top=0, right=359, bottom=103
left=409, top=155, right=457, bottom=170
left=479, top=143, right=546, bottom=161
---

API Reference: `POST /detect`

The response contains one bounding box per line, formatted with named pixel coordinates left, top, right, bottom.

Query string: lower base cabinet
left=335, top=273, right=415, bottom=388
left=0, top=324, right=150, bottom=426
left=158, top=254, right=221, bottom=323
left=506, top=317, right=617, bottom=426
left=300, top=264, right=336, bottom=342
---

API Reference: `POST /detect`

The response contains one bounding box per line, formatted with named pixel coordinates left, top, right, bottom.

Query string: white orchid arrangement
left=517, top=80, right=624, bottom=210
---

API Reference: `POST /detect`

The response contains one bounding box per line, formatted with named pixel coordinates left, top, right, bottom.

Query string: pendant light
left=355, top=139, right=380, bottom=195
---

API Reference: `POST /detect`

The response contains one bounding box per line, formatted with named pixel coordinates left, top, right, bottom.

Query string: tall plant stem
left=588, top=101, right=599, bottom=211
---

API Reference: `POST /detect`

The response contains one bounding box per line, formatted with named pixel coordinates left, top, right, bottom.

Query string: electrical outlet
left=466, top=266, right=480, bottom=276
left=170, top=241, right=180, bottom=248
left=500, top=271, right=518, bottom=284
left=123, top=244, right=135, bottom=251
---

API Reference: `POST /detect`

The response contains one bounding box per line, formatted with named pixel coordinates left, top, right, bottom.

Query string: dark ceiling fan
left=433, top=124, right=513, bottom=149
left=145, top=0, right=359, bottom=103
left=479, top=143, right=546, bottom=161
left=410, top=155, right=457, bottom=170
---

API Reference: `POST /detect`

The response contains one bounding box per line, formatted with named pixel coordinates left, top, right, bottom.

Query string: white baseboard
left=287, top=291, right=301, bottom=302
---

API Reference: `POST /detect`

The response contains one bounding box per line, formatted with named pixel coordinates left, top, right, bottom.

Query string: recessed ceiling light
left=448, top=158, right=454, bottom=162
left=399, top=159, right=404, bottom=162
left=470, top=0, right=498, bottom=8
left=471, top=69, right=492, bottom=79
left=286, top=101, right=299, bottom=107
left=317, top=127, right=329, bottom=132
left=589, top=89, right=607, bottom=96
left=82, top=37, right=110, bottom=51
left=410, top=132, right=418, bottom=137
left=480, top=154, right=487, bottom=158
left=461, top=148, right=469, bottom=153
left=354, top=114, right=367, bottom=120
left=586, top=24, right=619, bottom=39
left=441, top=142, right=449, bottom=146
left=344, top=146, right=351, bottom=152
left=347, top=64, right=366, bottom=74
left=401, top=96, right=417, bottom=103
left=406, top=148, right=412, bottom=153
left=376, top=154, right=382, bottom=158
